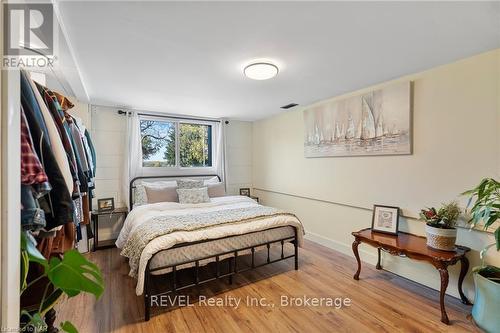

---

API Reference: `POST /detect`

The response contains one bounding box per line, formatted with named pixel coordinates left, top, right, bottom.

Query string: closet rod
left=117, top=110, right=222, bottom=123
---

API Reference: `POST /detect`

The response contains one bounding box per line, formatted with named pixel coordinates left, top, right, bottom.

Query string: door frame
left=1, top=1, right=21, bottom=325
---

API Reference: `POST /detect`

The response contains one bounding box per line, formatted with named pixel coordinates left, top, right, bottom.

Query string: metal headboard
left=129, top=174, right=221, bottom=207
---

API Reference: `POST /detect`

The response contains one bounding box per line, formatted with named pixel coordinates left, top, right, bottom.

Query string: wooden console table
left=351, top=228, right=472, bottom=325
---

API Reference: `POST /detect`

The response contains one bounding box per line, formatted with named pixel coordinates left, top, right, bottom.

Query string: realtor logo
left=3, top=3, right=53, bottom=56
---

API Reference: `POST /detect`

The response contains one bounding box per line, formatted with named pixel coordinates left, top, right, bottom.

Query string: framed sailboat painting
left=304, top=81, right=412, bottom=157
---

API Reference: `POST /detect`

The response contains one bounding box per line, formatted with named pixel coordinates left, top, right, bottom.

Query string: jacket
left=27, top=73, right=74, bottom=194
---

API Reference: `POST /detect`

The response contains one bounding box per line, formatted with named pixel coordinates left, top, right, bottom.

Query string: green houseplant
left=420, top=201, right=461, bottom=251
left=21, top=231, right=104, bottom=332
left=463, top=178, right=500, bottom=333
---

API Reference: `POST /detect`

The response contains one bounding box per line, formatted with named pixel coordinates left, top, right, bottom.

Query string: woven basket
left=425, top=224, right=457, bottom=251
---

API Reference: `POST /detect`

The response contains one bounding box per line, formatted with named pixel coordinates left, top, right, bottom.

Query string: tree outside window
left=140, top=119, right=213, bottom=168
left=179, top=123, right=212, bottom=167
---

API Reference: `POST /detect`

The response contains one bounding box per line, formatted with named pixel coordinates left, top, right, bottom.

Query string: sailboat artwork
left=304, top=81, right=412, bottom=157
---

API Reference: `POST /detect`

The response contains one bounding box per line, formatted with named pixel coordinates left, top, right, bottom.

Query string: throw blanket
left=120, top=205, right=296, bottom=278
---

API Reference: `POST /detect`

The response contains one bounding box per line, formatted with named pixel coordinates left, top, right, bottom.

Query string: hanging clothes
left=20, top=107, right=50, bottom=231
left=53, top=90, right=75, bottom=111
left=37, top=221, right=76, bottom=257
left=74, top=117, right=95, bottom=187
left=85, top=130, right=97, bottom=178
left=20, top=69, right=97, bottom=257
left=36, top=82, right=79, bottom=189
left=21, top=70, right=74, bottom=231
left=36, top=83, right=85, bottom=228
left=67, top=116, right=90, bottom=191
left=20, top=108, right=50, bottom=191
left=26, top=72, right=74, bottom=194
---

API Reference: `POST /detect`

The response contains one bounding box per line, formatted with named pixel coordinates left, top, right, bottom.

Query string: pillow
left=177, top=179, right=204, bottom=189
left=133, top=180, right=177, bottom=205
left=207, top=183, right=226, bottom=198
left=177, top=187, right=210, bottom=204
left=145, top=185, right=178, bottom=203
left=141, top=180, right=177, bottom=187
left=204, top=176, right=220, bottom=185
left=134, top=184, right=148, bottom=206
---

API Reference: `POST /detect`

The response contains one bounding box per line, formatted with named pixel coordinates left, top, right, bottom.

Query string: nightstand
left=91, top=207, right=128, bottom=251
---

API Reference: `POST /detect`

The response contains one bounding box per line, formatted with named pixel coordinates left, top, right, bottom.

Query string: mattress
left=117, top=195, right=304, bottom=295
left=149, top=225, right=295, bottom=275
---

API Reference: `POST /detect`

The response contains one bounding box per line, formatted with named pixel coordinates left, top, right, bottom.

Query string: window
left=179, top=123, right=212, bottom=167
left=140, top=119, right=176, bottom=167
left=140, top=117, right=213, bottom=168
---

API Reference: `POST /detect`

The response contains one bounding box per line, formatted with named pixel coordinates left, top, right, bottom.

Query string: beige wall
left=89, top=106, right=127, bottom=240
left=90, top=106, right=126, bottom=209
left=252, top=49, right=500, bottom=300
left=68, top=99, right=92, bottom=129
left=225, top=120, right=253, bottom=195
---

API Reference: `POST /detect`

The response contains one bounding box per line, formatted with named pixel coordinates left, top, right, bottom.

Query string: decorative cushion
left=177, top=179, right=204, bottom=189
left=207, top=183, right=226, bottom=198
left=134, top=184, right=148, bottom=206
left=145, top=185, right=178, bottom=203
left=177, top=187, right=210, bottom=204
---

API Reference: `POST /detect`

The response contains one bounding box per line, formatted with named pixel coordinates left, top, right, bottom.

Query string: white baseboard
left=304, top=231, right=378, bottom=266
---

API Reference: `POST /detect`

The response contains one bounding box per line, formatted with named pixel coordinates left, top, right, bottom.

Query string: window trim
left=139, top=115, right=216, bottom=171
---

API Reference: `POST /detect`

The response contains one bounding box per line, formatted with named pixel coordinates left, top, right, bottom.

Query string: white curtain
left=214, top=120, right=227, bottom=186
left=121, top=110, right=142, bottom=209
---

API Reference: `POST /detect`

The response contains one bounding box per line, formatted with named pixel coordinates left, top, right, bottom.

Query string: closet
left=19, top=68, right=97, bottom=329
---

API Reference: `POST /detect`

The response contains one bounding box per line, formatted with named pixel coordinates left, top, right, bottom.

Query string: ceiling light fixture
left=244, top=62, right=279, bottom=80
left=281, top=103, right=298, bottom=109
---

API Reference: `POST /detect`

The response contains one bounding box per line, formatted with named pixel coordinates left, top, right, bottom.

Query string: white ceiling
left=57, top=1, right=500, bottom=121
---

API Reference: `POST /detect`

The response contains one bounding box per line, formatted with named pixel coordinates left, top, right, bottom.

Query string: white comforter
left=116, top=195, right=304, bottom=295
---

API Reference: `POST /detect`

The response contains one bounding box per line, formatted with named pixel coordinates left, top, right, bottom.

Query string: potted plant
left=463, top=178, right=500, bottom=333
left=20, top=231, right=104, bottom=332
left=420, top=201, right=461, bottom=251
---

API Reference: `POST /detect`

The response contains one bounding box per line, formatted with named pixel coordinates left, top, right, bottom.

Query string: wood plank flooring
left=56, top=240, right=478, bottom=333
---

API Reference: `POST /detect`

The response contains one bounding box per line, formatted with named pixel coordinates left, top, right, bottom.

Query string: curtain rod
left=117, top=110, right=223, bottom=123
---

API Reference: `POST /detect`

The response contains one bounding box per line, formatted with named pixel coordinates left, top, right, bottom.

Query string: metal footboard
left=143, top=226, right=299, bottom=321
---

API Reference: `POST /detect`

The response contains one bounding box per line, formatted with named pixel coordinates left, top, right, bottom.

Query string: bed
left=116, top=175, right=304, bottom=321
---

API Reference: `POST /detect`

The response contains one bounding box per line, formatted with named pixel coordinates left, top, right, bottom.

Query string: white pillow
left=204, top=176, right=220, bottom=185
left=141, top=180, right=177, bottom=187
left=177, top=187, right=210, bottom=204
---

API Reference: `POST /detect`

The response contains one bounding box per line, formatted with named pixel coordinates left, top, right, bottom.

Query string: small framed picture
left=239, top=188, right=250, bottom=197
left=97, top=198, right=115, bottom=213
left=371, top=205, right=400, bottom=235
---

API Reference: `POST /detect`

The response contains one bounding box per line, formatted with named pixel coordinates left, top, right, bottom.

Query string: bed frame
left=129, top=175, right=299, bottom=321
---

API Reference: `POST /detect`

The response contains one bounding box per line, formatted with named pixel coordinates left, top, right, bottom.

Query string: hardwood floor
left=56, top=240, right=478, bottom=333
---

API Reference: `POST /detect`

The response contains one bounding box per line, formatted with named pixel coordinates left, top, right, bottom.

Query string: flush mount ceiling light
left=244, top=62, right=279, bottom=80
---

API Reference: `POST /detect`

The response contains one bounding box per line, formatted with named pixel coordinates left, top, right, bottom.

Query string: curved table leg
left=376, top=248, right=382, bottom=270
left=352, top=239, right=361, bottom=280
left=438, top=268, right=450, bottom=325
left=458, top=257, right=472, bottom=305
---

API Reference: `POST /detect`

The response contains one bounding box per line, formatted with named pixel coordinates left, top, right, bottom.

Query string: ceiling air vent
left=281, top=103, right=298, bottom=109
